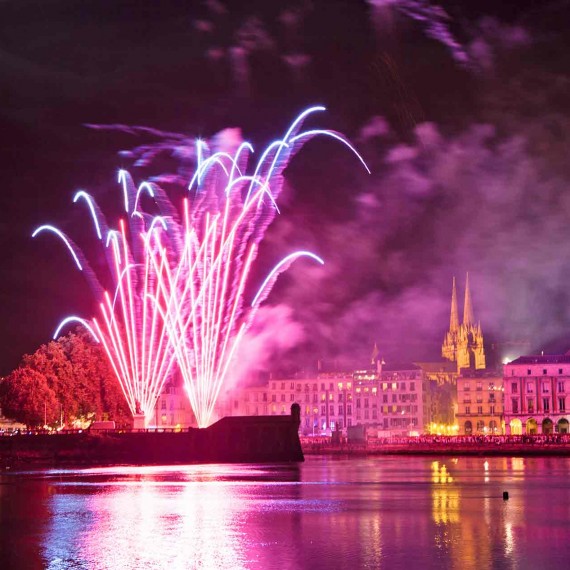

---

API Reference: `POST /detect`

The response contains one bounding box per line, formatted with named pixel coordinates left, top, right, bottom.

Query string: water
left=1, top=456, right=569, bottom=569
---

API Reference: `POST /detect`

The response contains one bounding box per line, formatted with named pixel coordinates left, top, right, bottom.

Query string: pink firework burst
left=34, top=107, right=369, bottom=428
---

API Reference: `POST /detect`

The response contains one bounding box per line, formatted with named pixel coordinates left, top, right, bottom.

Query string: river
left=1, top=456, right=569, bottom=569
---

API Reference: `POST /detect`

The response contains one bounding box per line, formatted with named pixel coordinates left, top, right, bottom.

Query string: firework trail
left=35, top=106, right=369, bottom=428
left=33, top=176, right=182, bottom=422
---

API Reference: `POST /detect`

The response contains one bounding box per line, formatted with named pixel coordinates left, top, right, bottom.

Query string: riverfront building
left=225, top=362, right=431, bottom=437
left=503, top=354, right=570, bottom=435
left=455, top=369, right=503, bottom=435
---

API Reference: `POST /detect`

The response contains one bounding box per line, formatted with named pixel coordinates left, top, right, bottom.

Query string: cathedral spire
left=463, top=272, right=474, bottom=326
left=449, top=276, right=459, bottom=332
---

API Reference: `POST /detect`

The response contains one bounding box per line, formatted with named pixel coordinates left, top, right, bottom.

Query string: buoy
left=503, top=491, right=509, bottom=500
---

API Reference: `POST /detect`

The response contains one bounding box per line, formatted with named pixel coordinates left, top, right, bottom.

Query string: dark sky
left=1, top=0, right=569, bottom=376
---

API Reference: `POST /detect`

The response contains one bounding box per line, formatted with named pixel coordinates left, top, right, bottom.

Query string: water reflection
left=42, top=465, right=301, bottom=569
left=1, top=457, right=570, bottom=569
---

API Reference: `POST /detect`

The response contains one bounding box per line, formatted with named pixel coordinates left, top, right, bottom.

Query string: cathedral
left=442, top=274, right=486, bottom=372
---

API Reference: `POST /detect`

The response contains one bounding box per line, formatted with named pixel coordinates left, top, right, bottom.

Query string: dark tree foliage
left=0, top=328, right=131, bottom=427
left=0, top=367, right=58, bottom=427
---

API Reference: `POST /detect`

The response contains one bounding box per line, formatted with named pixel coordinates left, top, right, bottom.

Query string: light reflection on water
left=1, top=457, right=570, bottom=569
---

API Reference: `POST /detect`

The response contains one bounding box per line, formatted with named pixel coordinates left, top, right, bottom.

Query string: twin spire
left=449, top=272, right=474, bottom=331
left=443, top=272, right=486, bottom=371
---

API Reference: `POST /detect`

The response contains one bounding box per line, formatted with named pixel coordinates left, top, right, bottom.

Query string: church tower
left=442, top=273, right=486, bottom=372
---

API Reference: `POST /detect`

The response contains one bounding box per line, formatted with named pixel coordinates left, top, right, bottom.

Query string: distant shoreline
left=302, top=444, right=570, bottom=457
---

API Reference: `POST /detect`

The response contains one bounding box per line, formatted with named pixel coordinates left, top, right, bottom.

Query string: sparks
left=34, top=106, right=369, bottom=428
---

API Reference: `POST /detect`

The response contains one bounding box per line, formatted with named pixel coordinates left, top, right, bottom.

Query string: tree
left=2, top=329, right=131, bottom=428
left=0, top=367, right=59, bottom=427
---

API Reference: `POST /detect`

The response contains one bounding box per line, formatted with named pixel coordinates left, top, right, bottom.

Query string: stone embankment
left=301, top=435, right=570, bottom=456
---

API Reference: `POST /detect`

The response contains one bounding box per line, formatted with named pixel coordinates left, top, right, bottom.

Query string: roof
left=506, top=355, right=570, bottom=365
left=414, top=361, right=457, bottom=373
left=381, top=362, right=422, bottom=372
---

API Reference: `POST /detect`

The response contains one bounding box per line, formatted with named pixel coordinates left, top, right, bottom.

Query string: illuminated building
left=442, top=274, right=486, bottom=373
left=503, top=354, right=570, bottom=435
left=226, top=362, right=430, bottom=437
left=152, top=373, right=196, bottom=428
left=455, top=369, right=503, bottom=435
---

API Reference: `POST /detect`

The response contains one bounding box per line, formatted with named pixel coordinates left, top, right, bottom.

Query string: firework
left=34, top=106, right=368, bottom=427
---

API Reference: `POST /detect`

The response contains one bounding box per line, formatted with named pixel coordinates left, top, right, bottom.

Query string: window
left=527, top=400, right=534, bottom=413
left=392, top=395, right=397, bottom=403
left=338, top=405, right=344, bottom=415
left=281, top=394, right=286, bottom=402
left=527, top=383, right=534, bottom=393
left=559, top=369, right=564, bottom=375
left=477, top=406, right=483, bottom=415
left=465, top=406, right=471, bottom=414
left=543, top=369, right=547, bottom=375
left=272, top=395, right=276, bottom=402
left=348, top=419, right=352, bottom=427
left=329, top=383, right=334, bottom=391
left=281, top=382, right=285, bottom=390
left=543, top=398, right=550, bottom=412
left=512, top=399, right=519, bottom=414
left=329, top=405, right=334, bottom=416
left=464, top=383, right=471, bottom=392
left=511, top=383, right=518, bottom=394
left=489, top=393, right=496, bottom=402
left=383, top=395, right=388, bottom=403
left=410, top=382, right=415, bottom=391
left=372, top=409, right=377, bottom=419
left=321, top=405, right=326, bottom=415
left=526, top=369, right=531, bottom=375
left=347, top=405, right=352, bottom=415
left=490, top=405, right=495, bottom=415
left=401, top=382, right=406, bottom=391
left=558, top=382, right=565, bottom=392
left=161, top=400, right=166, bottom=410
left=313, top=394, right=318, bottom=403
left=263, top=393, right=267, bottom=402
left=559, top=398, right=566, bottom=412
left=290, top=394, right=295, bottom=402
left=290, top=382, right=295, bottom=390
left=476, top=382, right=482, bottom=391
left=542, top=383, right=549, bottom=393
left=476, top=420, right=485, bottom=432
left=364, top=409, right=369, bottom=419
left=356, top=399, right=361, bottom=409
left=321, top=383, right=325, bottom=391
left=364, top=398, right=369, bottom=408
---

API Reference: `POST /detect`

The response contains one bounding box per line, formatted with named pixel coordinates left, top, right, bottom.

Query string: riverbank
left=302, top=442, right=570, bottom=457
left=0, top=410, right=304, bottom=468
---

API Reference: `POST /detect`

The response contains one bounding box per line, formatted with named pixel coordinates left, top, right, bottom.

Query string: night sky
left=1, top=0, right=569, bottom=377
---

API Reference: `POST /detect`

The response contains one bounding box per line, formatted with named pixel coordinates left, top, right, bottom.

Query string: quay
left=301, top=435, right=570, bottom=457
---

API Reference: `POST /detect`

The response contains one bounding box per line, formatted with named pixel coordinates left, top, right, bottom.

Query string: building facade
left=503, top=355, right=570, bottom=435
left=455, top=369, right=503, bottom=435
left=225, top=363, right=431, bottom=437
